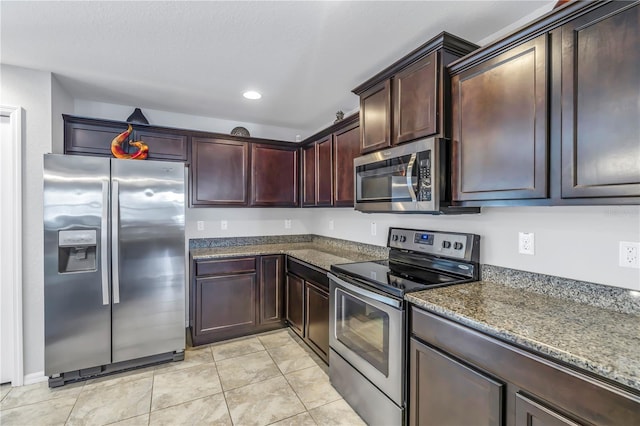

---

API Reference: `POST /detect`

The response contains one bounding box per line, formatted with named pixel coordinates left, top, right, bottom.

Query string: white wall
left=51, top=75, right=74, bottom=154
left=306, top=206, right=640, bottom=291
left=186, top=208, right=310, bottom=240
left=0, top=64, right=53, bottom=377
left=74, top=99, right=307, bottom=142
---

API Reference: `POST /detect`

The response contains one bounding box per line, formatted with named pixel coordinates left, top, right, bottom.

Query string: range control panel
left=388, top=228, right=473, bottom=260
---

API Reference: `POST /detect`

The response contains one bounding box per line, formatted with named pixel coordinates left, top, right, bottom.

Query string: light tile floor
left=0, top=329, right=366, bottom=426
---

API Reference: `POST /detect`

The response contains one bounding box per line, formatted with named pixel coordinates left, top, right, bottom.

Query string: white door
left=0, top=106, right=23, bottom=385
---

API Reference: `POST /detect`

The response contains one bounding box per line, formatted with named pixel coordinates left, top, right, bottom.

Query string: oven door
left=328, top=273, right=404, bottom=406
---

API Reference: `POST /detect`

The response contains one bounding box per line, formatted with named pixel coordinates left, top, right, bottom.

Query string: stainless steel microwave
left=354, top=138, right=479, bottom=214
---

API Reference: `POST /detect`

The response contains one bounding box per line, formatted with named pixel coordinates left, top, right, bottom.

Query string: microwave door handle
left=406, top=153, right=417, bottom=202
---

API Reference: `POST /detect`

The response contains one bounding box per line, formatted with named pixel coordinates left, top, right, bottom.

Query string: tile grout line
left=63, top=382, right=85, bottom=425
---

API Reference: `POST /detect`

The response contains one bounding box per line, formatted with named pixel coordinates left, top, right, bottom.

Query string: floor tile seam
left=62, top=391, right=81, bottom=426
left=212, top=346, right=267, bottom=363
left=279, top=369, right=313, bottom=414
left=220, top=369, right=286, bottom=394
left=147, top=372, right=154, bottom=426
left=264, top=410, right=318, bottom=426
left=152, top=359, right=217, bottom=378
left=0, top=390, right=81, bottom=413
left=147, top=391, right=226, bottom=416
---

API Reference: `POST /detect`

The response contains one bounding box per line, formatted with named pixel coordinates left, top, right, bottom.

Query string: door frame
left=0, top=105, right=23, bottom=386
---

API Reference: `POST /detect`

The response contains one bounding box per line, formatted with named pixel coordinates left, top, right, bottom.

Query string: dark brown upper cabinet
left=250, top=144, right=298, bottom=207
left=302, top=136, right=333, bottom=207
left=393, top=51, right=438, bottom=145
left=452, top=35, right=548, bottom=202
left=353, top=33, right=479, bottom=154
left=63, top=115, right=188, bottom=161
left=191, top=137, right=249, bottom=206
left=359, top=81, right=392, bottom=153
left=333, top=121, right=361, bottom=207
left=449, top=0, right=640, bottom=206
left=560, top=2, right=640, bottom=199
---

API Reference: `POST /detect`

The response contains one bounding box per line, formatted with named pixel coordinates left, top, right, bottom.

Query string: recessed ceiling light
left=243, top=91, right=262, bottom=100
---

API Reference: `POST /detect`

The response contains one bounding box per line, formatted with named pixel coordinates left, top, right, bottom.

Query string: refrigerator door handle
left=101, top=180, right=110, bottom=305
left=111, top=180, right=120, bottom=304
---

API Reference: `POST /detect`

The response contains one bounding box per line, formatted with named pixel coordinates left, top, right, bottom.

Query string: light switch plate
left=220, top=220, right=228, bottom=230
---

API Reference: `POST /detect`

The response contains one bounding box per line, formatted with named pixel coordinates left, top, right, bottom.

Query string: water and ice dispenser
left=58, top=230, right=98, bottom=273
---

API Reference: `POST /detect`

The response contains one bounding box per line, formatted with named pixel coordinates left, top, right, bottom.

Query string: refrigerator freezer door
left=44, top=154, right=111, bottom=375
left=111, top=159, right=185, bottom=363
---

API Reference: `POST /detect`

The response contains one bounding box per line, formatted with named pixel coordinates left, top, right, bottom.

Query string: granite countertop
left=191, top=242, right=384, bottom=271
left=406, top=280, right=640, bottom=392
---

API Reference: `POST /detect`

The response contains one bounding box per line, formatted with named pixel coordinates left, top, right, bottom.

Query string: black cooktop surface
left=330, top=259, right=464, bottom=298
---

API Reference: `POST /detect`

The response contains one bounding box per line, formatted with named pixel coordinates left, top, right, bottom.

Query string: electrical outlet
left=197, top=221, right=204, bottom=231
left=619, top=241, right=640, bottom=268
left=371, top=222, right=377, bottom=236
left=329, top=219, right=334, bottom=230
left=220, top=220, right=227, bottom=230
left=284, top=219, right=292, bottom=229
left=518, top=232, right=535, bottom=255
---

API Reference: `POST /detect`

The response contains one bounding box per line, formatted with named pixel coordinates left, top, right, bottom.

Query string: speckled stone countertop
left=406, top=272, right=640, bottom=392
left=191, top=235, right=387, bottom=271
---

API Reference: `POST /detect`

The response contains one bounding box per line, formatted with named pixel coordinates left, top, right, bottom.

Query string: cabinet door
left=195, top=273, right=256, bottom=336
left=191, top=138, right=249, bottom=206
left=316, top=136, right=333, bottom=206
left=409, top=337, right=503, bottom=426
left=393, top=51, right=438, bottom=144
left=452, top=34, right=548, bottom=201
left=360, top=80, right=391, bottom=153
left=286, top=273, right=305, bottom=337
left=333, top=124, right=360, bottom=206
left=259, top=255, right=284, bottom=325
left=302, top=144, right=317, bottom=206
left=251, top=144, right=298, bottom=206
left=305, top=281, right=329, bottom=362
left=515, top=393, right=581, bottom=426
left=65, top=120, right=126, bottom=157
left=560, top=2, right=640, bottom=199
left=135, top=129, right=188, bottom=162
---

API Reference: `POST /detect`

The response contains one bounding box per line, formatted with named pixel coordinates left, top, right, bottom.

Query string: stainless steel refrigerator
left=43, top=154, right=185, bottom=386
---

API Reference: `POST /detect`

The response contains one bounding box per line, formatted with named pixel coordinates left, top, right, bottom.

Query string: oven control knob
left=400, top=236, right=407, bottom=243
left=392, top=235, right=399, bottom=242
left=442, top=241, right=451, bottom=249
left=454, top=242, right=464, bottom=250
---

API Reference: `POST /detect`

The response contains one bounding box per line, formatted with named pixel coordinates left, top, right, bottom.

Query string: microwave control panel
left=417, top=154, right=431, bottom=202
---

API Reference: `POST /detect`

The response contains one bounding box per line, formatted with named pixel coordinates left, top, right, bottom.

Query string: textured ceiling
left=1, top=1, right=553, bottom=132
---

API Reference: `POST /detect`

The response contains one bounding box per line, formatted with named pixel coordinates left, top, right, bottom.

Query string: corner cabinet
left=63, top=115, right=188, bottom=161
left=353, top=33, right=478, bottom=154
left=191, top=138, right=250, bottom=206
left=409, top=306, right=640, bottom=426
left=251, top=144, right=298, bottom=207
left=285, top=257, right=329, bottom=363
left=333, top=121, right=361, bottom=206
left=450, top=1, right=640, bottom=206
left=191, top=255, right=285, bottom=346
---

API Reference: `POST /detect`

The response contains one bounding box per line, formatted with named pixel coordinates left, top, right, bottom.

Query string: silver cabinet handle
left=406, top=153, right=417, bottom=202
left=101, top=180, right=109, bottom=306
left=111, top=180, right=120, bottom=304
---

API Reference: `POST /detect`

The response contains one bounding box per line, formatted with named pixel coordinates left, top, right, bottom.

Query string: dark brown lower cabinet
left=285, top=273, right=305, bottom=337
left=409, top=338, right=503, bottom=426
left=285, top=258, right=329, bottom=363
left=195, top=274, right=256, bottom=337
left=305, top=282, right=329, bottom=360
left=515, top=394, right=580, bottom=426
left=410, top=306, right=640, bottom=426
left=191, top=255, right=284, bottom=346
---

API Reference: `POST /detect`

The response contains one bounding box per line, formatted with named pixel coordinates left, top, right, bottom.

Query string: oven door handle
left=328, top=273, right=402, bottom=309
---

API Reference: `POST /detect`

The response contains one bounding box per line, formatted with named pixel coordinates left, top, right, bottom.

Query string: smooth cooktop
left=331, top=259, right=464, bottom=298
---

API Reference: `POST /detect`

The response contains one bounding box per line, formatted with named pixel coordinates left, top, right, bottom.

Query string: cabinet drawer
left=196, top=257, right=256, bottom=276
